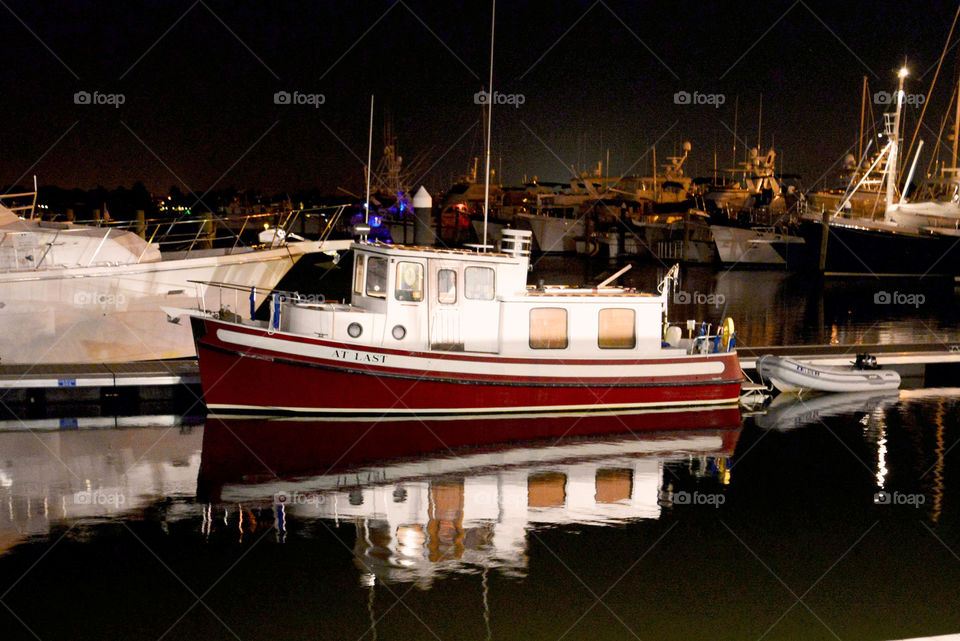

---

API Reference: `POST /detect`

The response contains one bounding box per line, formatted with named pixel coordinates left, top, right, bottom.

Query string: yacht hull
left=516, top=213, right=583, bottom=253
left=0, top=241, right=338, bottom=364
left=711, top=225, right=804, bottom=266
left=795, top=218, right=960, bottom=275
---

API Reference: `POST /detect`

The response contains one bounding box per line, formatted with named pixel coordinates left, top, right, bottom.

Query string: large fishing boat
left=189, top=229, right=742, bottom=416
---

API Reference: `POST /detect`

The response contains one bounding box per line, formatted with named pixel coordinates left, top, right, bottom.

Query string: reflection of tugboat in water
left=197, top=409, right=741, bottom=584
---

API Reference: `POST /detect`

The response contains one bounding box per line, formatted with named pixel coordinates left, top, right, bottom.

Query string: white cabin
left=281, top=230, right=670, bottom=357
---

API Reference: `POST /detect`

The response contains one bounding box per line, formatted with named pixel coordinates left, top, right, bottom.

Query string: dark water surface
left=3, top=254, right=960, bottom=640
left=2, top=389, right=960, bottom=640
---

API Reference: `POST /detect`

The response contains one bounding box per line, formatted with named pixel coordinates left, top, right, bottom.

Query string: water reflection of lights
left=875, top=429, right=888, bottom=490
left=863, top=405, right=889, bottom=489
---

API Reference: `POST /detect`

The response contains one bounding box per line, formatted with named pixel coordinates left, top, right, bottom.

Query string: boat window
left=598, top=308, right=636, bottom=349
left=464, top=266, right=495, bottom=300
left=395, top=261, right=424, bottom=302
left=353, top=254, right=365, bottom=295
left=365, top=257, right=387, bottom=298
left=529, top=308, right=567, bottom=349
left=438, top=269, right=457, bottom=304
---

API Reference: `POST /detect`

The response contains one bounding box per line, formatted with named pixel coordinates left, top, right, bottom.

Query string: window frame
left=394, top=261, right=424, bottom=302
left=437, top=268, right=457, bottom=305
left=464, top=266, right=496, bottom=301
left=353, top=254, right=365, bottom=295
left=597, top=308, right=637, bottom=349
left=529, top=307, right=568, bottom=350
left=365, top=256, right=387, bottom=298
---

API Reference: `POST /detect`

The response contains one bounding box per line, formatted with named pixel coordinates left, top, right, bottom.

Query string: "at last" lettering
left=333, top=349, right=386, bottom=364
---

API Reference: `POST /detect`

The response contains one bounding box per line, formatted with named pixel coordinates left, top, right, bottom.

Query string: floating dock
left=0, top=360, right=201, bottom=418
left=0, top=360, right=199, bottom=391
left=737, top=342, right=960, bottom=369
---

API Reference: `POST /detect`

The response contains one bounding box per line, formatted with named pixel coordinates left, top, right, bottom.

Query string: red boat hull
left=192, top=317, right=743, bottom=416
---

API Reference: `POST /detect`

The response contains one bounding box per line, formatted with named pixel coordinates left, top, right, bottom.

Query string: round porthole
left=347, top=322, right=363, bottom=338
left=392, top=325, right=406, bottom=340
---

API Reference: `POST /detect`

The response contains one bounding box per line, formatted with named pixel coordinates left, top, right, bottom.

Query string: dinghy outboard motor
left=854, top=353, right=879, bottom=370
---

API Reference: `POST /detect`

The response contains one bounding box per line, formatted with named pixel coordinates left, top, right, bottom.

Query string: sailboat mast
left=481, top=0, right=496, bottom=250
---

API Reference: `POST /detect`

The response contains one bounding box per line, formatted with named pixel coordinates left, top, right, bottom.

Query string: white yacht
left=0, top=186, right=350, bottom=364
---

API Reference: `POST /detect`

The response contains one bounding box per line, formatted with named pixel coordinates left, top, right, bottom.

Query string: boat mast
left=652, top=146, right=657, bottom=201
left=481, top=0, right=496, bottom=250
left=757, top=93, right=763, bottom=152
left=886, top=67, right=908, bottom=211
left=731, top=95, right=738, bottom=169
left=858, top=76, right=867, bottom=164
left=953, top=72, right=960, bottom=172
left=365, top=95, right=374, bottom=229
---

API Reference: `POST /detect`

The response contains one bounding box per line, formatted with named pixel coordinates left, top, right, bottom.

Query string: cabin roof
left=353, top=241, right=518, bottom=262
left=521, top=290, right=656, bottom=297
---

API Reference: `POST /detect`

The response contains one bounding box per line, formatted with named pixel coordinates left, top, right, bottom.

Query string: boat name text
left=333, top=349, right=386, bottom=364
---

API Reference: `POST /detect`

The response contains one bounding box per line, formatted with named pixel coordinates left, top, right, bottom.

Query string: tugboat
left=188, top=229, right=742, bottom=416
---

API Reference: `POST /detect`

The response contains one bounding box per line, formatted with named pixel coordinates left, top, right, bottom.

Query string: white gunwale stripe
left=216, top=329, right=727, bottom=379
left=207, top=396, right=738, bottom=416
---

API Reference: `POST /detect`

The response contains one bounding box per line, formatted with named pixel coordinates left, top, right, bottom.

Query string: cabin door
left=427, top=259, right=463, bottom=351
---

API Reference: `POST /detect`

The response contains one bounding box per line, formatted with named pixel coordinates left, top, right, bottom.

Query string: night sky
left=1, top=0, right=957, bottom=197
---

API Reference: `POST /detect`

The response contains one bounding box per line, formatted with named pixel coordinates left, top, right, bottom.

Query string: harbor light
left=898, top=66, right=909, bottom=78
